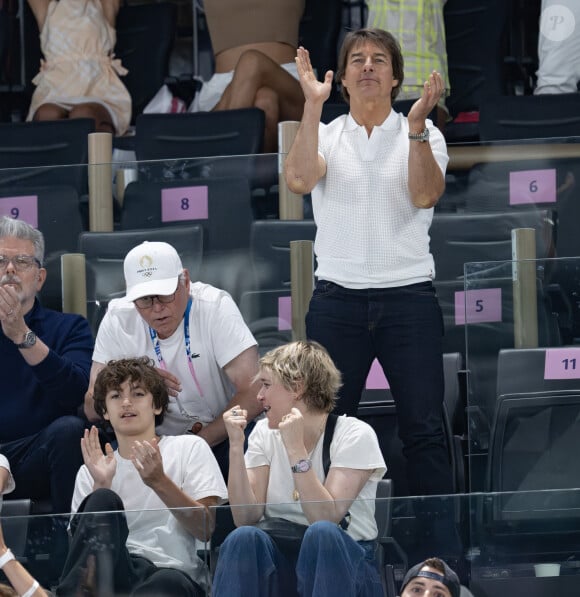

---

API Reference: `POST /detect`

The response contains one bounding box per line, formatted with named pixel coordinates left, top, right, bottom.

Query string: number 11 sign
left=544, top=347, right=580, bottom=379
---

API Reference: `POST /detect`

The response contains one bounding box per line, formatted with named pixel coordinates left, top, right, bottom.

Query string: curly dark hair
left=93, top=357, right=169, bottom=426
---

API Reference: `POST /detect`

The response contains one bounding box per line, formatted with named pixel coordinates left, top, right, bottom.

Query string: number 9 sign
left=0, top=195, right=38, bottom=228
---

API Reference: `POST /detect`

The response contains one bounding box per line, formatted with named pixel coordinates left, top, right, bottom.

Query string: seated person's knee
left=235, top=49, right=271, bottom=76
left=254, top=87, right=279, bottom=117
left=33, top=103, right=68, bottom=121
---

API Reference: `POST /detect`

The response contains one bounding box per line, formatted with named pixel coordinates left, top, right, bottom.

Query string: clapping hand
left=131, top=438, right=164, bottom=487
left=295, top=46, right=333, bottom=106
left=81, top=426, right=116, bottom=489
left=407, top=70, right=445, bottom=128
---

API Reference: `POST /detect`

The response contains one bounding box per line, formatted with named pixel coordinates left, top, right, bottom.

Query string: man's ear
left=36, top=267, right=47, bottom=292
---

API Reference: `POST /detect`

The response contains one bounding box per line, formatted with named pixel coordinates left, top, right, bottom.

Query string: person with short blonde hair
left=213, top=340, right=386, bottom=597
left=256, top=340, right=341, bottom=413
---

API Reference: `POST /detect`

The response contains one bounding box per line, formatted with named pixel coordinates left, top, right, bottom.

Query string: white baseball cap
left=124, top=241, right=183, bottom=301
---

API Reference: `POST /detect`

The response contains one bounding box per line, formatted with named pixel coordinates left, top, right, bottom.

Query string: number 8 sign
left=161, top=186, right=209, bottom=222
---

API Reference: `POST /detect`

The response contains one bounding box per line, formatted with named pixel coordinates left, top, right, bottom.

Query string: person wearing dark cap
left=400, top=557, right=460, bottom=597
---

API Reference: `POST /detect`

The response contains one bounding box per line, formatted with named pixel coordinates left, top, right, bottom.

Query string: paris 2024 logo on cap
left=137, top=254, right=156, bottom=279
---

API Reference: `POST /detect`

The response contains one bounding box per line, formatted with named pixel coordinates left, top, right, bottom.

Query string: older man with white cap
left=84, top=241, right=261, bottom=476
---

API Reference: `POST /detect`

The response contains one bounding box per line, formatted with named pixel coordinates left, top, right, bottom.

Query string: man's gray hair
left=0, top=216, right=45, bottom=265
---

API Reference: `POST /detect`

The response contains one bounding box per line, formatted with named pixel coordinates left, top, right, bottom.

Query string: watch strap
left=408, top=127, right=429, bottom=142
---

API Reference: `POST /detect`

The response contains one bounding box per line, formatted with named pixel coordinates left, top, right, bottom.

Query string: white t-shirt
left=535, top=0, right=580, bottom=95
left=71, top=435, right=228, bottom=590
left=245, top=415, right=387, bottom=542
left=0, top=454, right=15, bottom=495
left=313, top=110, right=449, bottom=288
left=93, top=282, right=257, bottom=434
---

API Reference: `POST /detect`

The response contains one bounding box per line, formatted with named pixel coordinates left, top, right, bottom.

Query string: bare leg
left=214, top=49, right=304, bottom=151
left=254, top=86, right=279, bottom=153
left=33, top=103, right=68, bottom=121
left=70, top=102, right=116, bottom=134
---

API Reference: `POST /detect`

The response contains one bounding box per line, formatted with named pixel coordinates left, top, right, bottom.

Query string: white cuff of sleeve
left=21, top=579, right=40, bottom=597
left=0, top=548, right=15, bottom=568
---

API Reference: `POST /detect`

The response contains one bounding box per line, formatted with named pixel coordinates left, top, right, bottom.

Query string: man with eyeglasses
left=84, top=241, right=261, bottom=477
left=0, top=216, right=93, bottom=514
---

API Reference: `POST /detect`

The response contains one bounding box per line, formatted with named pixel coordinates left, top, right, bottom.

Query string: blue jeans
left=306, top=280, right=453, bottom=496
left=212, top=521, right=383, bottom=597
left=0, top=415, right=85, bottom=513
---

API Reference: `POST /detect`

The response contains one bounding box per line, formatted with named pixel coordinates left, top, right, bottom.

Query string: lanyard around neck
left=148, top=297, right=204, bottom=397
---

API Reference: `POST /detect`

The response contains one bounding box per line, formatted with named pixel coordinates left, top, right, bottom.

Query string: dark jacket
left=0, top=300, right=93, bottom=441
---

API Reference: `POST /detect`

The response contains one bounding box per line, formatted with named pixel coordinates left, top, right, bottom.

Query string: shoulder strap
left=322, top=413, right=339, bottom=477
left=322, top=413, right=350, bottom=531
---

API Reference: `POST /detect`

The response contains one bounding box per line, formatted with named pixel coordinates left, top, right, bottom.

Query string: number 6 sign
left=509, top=169, right=556, bottom=205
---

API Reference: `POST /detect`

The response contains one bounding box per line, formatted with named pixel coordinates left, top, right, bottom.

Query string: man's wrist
left=14, top=329, right=37, bottom=349
left=408, top=120, right=426, bottom=135
left=0, top=548, right=15, bottom=569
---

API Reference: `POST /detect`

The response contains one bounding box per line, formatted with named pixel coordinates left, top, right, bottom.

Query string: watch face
left=293, top=459, right=312, bottom=473
left=17, top=331, right=36, bottom=348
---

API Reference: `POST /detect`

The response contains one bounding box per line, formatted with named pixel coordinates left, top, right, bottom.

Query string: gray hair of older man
left=0, top=216, right=45, bottom=265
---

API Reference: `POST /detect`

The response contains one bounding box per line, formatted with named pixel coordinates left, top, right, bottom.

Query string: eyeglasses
left=0, top=255, right=41, bottom=271
left=134, top=292, right=177, bottom=309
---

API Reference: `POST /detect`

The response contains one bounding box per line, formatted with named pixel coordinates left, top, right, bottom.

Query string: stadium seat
left=115, top=2, right=177, bottom=121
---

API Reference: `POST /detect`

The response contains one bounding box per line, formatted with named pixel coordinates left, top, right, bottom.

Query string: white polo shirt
left=313, top=110, right=448, bottom=288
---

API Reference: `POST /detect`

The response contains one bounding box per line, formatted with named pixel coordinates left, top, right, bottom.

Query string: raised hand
left=223, top=406, right=247, bottom=447
left=155, top=367, right=182, bottom=397
left=0, top=284, right=26, bottom=343
left=131, top=437, right=164, bottom=487
left=407, top=70, right=445, bottom=128
left=81, top=426, right=116, bottom=489
left=295, top=46, right=333, bottom=105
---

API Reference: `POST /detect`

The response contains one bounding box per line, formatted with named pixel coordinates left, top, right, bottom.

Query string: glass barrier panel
left=464, top=257, right=580, bottom=494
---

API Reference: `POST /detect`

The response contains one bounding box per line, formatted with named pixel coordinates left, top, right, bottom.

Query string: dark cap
left=401, top=558, right=460, bottom=597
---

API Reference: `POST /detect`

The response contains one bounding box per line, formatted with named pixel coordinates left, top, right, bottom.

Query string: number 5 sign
left=455, top=288, right=502, bottom=325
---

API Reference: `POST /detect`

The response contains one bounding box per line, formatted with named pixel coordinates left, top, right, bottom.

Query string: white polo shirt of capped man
left=85, top=241, right=262, bottom=450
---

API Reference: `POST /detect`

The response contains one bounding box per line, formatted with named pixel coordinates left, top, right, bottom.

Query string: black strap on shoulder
left=322, top=413, right=339, bottom=477
left=322, top=413, right=350, bottom=530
